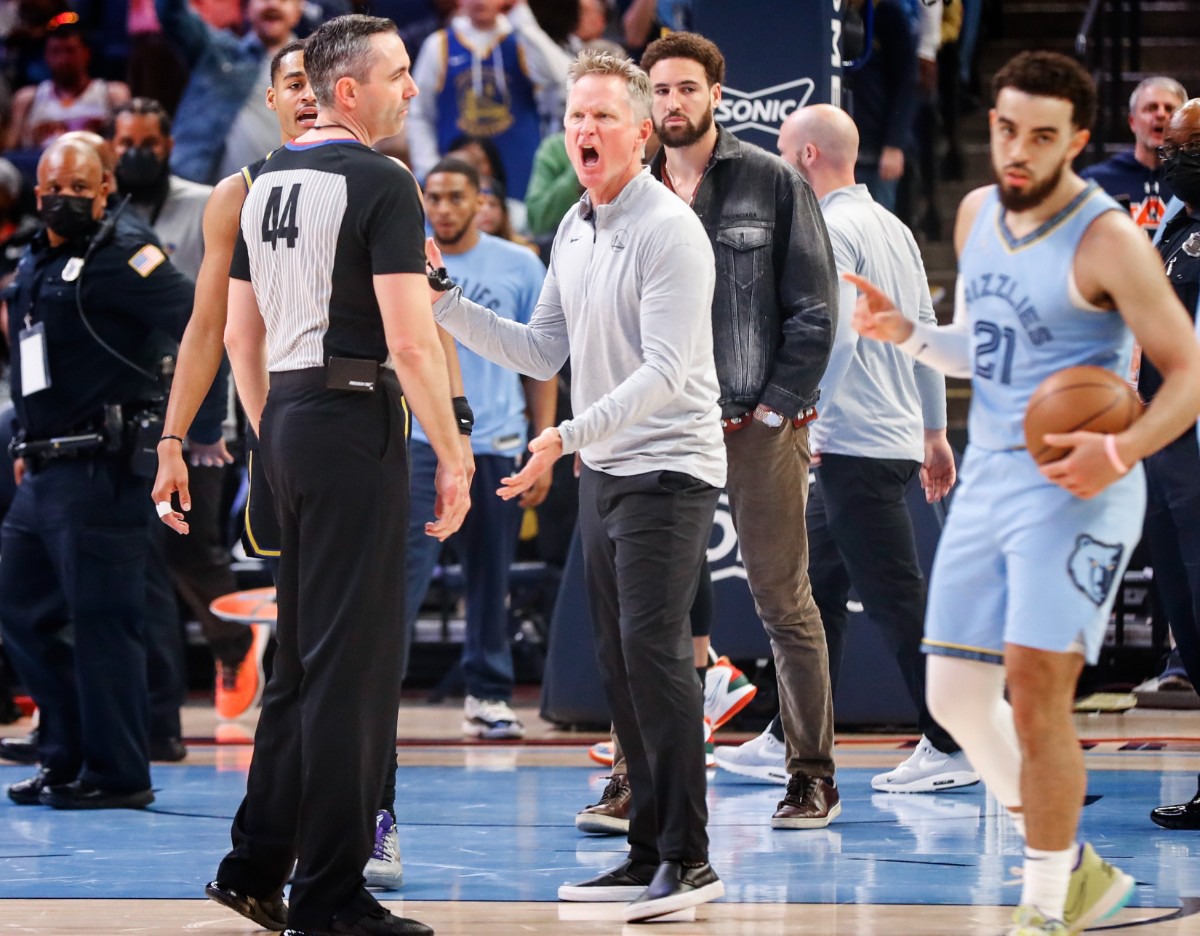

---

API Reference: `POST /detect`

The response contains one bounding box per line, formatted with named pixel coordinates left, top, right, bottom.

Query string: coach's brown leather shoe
left=771, top=773, right=842, bottom=829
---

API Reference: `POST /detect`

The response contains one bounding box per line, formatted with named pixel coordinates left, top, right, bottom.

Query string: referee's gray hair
left=1128, top=76, right=1187, bottom=115
left=305, top=14, right=397, bottom=108
left=568, top=48, right=652, bottom=123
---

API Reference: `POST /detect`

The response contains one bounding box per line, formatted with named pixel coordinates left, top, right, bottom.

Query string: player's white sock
left=926, top=655, right=1023, bottom=820
left=1020, top=844, right=1079, bottom=920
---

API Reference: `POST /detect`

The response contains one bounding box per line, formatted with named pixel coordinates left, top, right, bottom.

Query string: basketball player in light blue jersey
left=849, top=52, right=1200, bottom=936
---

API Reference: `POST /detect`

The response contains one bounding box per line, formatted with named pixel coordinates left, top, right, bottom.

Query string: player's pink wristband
left=1103, top=434, right=1130, bottom=475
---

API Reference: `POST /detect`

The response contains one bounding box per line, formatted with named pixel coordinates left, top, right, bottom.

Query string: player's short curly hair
left=992, top=51, right=1097, bottom=131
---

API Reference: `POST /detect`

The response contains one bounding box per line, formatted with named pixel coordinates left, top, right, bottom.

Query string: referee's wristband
left=452, top=397, right=474, bottom=437
left=159, top=434, right=185, bottom=445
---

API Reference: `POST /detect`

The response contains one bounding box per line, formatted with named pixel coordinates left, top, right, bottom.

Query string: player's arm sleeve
left=912, top=269, right=948, bottom=431
left=897, top=276, right=972, bottom=379
left=556, top=236, right=715, bottom=456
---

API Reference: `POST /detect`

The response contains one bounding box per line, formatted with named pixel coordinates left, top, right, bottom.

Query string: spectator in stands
left=476, top=176, right=536, bottom=252
left=845, top=0, right=918, bottom=215
left=1081, top=76, right=1187, bottom=237
left=408, top=0, right=572, bottom=198
left=447, top=132, right=530, bottom=235
left=5, top=24, right=129, bottom=153
left=156, top=0, right=302, bottom=184
left=525, top=131, right=581, bottom=239
left=407, top=156, right=554, bottom=740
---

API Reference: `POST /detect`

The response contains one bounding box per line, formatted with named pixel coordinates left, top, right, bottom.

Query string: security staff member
left=0, top=138, right=193, bottom=810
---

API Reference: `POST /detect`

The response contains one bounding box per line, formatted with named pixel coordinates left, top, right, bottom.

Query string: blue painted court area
left=2, top=761, right=1198, bottom=910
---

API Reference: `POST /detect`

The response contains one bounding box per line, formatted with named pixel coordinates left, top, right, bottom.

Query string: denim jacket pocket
left=715, top=223, right=775, bottom=399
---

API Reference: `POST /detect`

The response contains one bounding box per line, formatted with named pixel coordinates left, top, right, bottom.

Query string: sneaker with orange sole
left=215, top=623, right=270, bottom=721
left=704, top=656, right=757, bottom=729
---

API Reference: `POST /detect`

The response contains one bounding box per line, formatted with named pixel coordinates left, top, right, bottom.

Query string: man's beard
left=995, top=159, right=1065, bottom=212
left=435, top=219, right=473, bottom=247
left=655, top=105, right=714, bottom=149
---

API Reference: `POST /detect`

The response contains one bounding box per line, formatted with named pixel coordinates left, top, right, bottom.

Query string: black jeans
left=217, top=369, right=409, bottom=929
left=579, top=466, right=718, bottom=866
left=1144, top=431, right=1200, bottom=689
left=807, top=454, right=958, bottom=754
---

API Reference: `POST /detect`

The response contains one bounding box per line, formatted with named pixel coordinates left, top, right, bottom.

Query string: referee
left=205, top=16, right=468, bottom=936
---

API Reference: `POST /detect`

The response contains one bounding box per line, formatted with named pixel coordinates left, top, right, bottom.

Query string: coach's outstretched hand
left=845, top=272, right=916, bottom=345
left=498, top=427, right=562, bottom=502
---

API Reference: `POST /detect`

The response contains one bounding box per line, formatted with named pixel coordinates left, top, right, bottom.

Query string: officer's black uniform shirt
left=1142, top=205, right=1200, bottom=406
left=6, top=215, right=194, bottom=439
left=230, top=140, right=425, bottom=370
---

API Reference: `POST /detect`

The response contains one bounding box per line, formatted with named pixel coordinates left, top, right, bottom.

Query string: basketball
left=1024, top=365, right=1142, bottom=465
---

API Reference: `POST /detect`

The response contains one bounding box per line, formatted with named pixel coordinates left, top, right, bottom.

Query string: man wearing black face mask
left=0, top=138, right=194, bottom=810
left=1146, top=97, right=1200, bottom=832
left=108, top=98, right=211, bottom=284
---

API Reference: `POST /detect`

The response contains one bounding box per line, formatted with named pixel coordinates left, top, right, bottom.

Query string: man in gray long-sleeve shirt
left=431, top=49, right=727, bottom=922
left=774, top=103, right=981, bottom=795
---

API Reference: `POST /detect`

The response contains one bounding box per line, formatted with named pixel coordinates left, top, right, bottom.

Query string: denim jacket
left=157, top=0, right=267, bottom=184
left=651, top=127, right=837, bottom=418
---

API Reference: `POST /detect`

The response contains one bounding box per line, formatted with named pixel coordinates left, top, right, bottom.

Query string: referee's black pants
left=578, top=465, right=718, bottom=866
left=217, top=368, right=409, bottom=929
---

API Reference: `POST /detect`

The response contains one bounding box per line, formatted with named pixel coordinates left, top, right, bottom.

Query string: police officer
left=0, top=138, right=193, bottom=810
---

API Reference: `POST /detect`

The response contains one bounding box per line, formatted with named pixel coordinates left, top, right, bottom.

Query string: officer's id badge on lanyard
left=19, top=256, right=81, bottom=396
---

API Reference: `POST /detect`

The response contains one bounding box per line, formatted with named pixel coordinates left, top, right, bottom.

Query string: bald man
left=764, top=103, right=977, bottom=794
left=0, top=139, right=194, bottom=809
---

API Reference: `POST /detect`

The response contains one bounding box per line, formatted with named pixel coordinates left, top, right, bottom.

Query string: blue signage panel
left=693, top=0, right=844, bottom=151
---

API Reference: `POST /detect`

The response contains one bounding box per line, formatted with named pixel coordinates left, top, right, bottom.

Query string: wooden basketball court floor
left=2, top=700, right=1199, bottom=935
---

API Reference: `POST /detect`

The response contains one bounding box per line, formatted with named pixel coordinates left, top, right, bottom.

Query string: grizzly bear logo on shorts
left=1067, top=534, right=1124, bottom=607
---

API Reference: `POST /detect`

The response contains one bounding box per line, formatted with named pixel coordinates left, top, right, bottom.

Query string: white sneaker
left=713, top=727, right=787, bottom=783
left=363, top=809, right=403, bottom=889
left=462, top=695, right=526, bottom=740
left=870, top=736, right=981, bottom=793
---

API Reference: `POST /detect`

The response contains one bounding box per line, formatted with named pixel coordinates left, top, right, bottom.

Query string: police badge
left=1182, top=232, right=1200, bottom=257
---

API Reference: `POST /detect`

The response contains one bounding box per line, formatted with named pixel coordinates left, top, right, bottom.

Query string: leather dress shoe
left=0, top=731, right=40, bottom=765
left=38, top=779, right=154, bottom=810
left=205, top=880, right=288, bottom=931
left=150, top=737, right=188, bottom=762
left=7, top=767, right=69, bottom=805
left=1150, top=778, right=1200, bottom=830
left=623, top=860, right=724, bottom=922
left=557, top=856, right=657, bottom=901
left=772, top=773, right=842, bottom=829
left=284, top=904, right=433, bottom=935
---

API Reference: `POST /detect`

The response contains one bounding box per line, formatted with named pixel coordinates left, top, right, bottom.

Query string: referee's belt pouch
left=326, top=357, right=379, bottom=392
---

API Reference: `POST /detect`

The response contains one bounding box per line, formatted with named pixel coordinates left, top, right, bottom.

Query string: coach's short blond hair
left=568, top=48, right=652, bottom=123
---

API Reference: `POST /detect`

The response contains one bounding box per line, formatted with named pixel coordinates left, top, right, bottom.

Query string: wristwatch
left=753, top=404, right=785, bottom=429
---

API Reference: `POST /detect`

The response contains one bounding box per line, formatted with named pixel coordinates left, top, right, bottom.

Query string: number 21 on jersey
left=974, top=320, right=1015, bottom=385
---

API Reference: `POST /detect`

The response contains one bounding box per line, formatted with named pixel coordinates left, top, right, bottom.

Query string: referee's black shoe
left=283, top=904, right=433, bottom=935
left=0, top=731, right=39, bottom=765
left=205, top=880, right=288, bottom=931
left=1150, top=774, right=1200, bottom=830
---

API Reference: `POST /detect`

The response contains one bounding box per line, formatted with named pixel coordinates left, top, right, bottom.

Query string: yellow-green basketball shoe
left=1063, top=843, right=1135, bottom=932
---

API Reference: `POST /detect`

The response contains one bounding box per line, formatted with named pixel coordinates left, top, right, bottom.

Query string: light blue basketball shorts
left=924, top=446, right=1146, bottom=666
